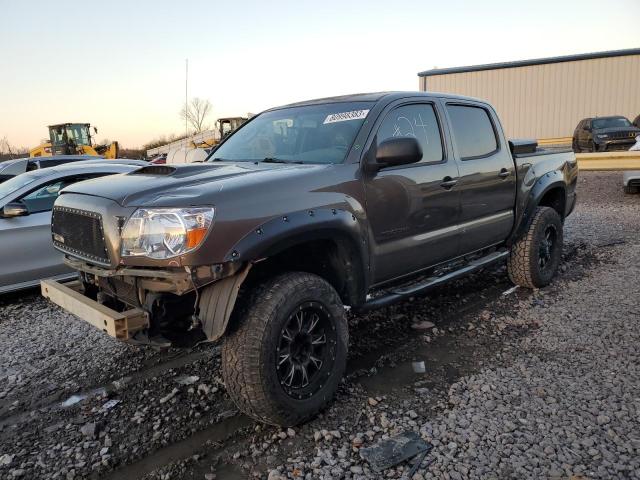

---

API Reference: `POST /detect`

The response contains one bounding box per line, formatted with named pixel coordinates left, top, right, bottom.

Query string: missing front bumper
left=41, top=279, right=149, bottom=341
left=63, top=256, right=242, bottom=296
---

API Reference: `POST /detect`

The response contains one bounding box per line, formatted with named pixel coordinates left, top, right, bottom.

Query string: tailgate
left=41, top=279, right=148, bottom=341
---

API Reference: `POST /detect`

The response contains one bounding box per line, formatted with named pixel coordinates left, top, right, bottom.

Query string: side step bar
left=357, top=250, right=509, bottom=312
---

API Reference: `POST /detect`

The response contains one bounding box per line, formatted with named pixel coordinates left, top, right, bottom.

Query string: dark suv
left=573, top=116, right=640, bottom=152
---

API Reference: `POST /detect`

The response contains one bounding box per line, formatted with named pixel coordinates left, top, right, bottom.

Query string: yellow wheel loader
left=30, top=123, right=119, bottom=158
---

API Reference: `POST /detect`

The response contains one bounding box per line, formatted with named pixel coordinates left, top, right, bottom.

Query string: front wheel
left=507, top=206, right=563, bottom=289
left=221, top=272, right=348, bottom=426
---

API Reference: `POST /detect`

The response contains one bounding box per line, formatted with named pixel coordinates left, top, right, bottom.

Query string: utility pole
left=185, top=58, right=189, bottom=140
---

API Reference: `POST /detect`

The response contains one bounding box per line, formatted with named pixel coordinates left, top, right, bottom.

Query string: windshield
left=51, top=124, right=91, bottom=146
left=209, top=102, right=374, bottom=164
left=592, top=117, right=632, bottom=129
left=0, top=170, right=50, bottom=201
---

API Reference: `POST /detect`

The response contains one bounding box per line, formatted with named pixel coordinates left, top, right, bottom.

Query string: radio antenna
left=185, top=58, right=189, bottom=140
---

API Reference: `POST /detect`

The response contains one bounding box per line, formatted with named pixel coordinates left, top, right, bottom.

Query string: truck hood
left=60, top=162, right=329, bottom=207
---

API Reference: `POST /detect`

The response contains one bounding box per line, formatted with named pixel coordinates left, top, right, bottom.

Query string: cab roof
left=272, top=91, right=487, bottom=110
left=48, top=123, right=90, bottom=127
left=581, top=115, right=632, bottom=122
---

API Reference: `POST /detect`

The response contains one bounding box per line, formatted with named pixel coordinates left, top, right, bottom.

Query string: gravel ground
left=0, top=171, right=638, bottom=480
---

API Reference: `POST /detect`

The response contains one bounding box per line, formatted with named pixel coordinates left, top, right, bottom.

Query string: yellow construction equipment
left=30, top=123, right=119, bottom=158
left=186, top=117, right=249, bottom=149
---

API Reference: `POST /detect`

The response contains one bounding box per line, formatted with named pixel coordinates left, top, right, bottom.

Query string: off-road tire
left=507, top=206, right=563, bottom=289
left=221, top=272, right=348, bottom=426
left=624, top=185, right=639, bottom=194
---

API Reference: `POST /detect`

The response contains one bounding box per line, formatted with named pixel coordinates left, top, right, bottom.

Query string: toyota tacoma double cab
left=42, top=92, right=578, bottom=426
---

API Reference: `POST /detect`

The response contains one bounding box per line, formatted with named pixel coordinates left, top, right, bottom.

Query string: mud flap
left=198, top=264, right=251, bottom=341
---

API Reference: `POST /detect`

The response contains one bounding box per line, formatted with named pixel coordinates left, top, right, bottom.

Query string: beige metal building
left=418, top=48, right=640, bottom=141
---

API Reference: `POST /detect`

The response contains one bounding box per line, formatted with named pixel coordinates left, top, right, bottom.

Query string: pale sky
left=0, top=0, right=638, bottom=149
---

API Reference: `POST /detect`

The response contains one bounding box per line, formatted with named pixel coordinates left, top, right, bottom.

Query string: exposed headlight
left=596, top=134, right=609, bottom=139
left=120, top=207, right=214, bottom=259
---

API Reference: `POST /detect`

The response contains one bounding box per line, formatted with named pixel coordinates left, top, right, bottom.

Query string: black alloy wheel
left=538, top=224, right=558, bottom=272
left=276, top=301, right=337, bottom=399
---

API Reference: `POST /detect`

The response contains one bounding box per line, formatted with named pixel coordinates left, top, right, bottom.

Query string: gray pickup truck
left=42, top=92, right=578, bottom=426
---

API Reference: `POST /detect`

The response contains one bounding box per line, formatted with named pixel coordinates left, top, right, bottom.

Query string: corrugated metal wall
left=420, top=55, right=640, bottom=139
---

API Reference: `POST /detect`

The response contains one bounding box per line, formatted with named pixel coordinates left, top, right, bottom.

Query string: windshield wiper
left=259, top=157, right=303, bottom=164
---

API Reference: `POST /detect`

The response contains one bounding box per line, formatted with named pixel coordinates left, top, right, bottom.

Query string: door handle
left=440, top=177, right=458, bottom=189
left=498, top=168, right=510, bottom=178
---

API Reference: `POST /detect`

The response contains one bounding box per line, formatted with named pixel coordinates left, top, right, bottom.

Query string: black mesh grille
left=610, top=131, right=636, bottom=139
left=52, top=207, right=109, bottom=264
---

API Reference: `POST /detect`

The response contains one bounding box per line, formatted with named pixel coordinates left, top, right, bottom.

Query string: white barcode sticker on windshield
left=323, top=109, right=370, bottom=124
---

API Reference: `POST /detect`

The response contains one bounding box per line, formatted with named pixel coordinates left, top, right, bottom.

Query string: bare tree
left=180, top=98, right=213, bottom=133
left=0, top=136, right=18, bottom=161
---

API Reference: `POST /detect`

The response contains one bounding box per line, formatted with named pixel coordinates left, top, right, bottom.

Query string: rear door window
left=446, top=104, right=498, bottom=159
left=376, top=103, right=444, bottom=164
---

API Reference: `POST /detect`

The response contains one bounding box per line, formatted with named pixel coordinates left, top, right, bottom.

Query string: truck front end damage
left=44, top=193, right=250, bottom=346
left=43, top=256, right=250, bottom=345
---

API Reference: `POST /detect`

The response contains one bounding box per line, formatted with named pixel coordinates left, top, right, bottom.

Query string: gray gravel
left=0, top=295, right=148, bottom=416
left=1, top=171, right=639, bottom=480
left=258, top=172, right=640, bottom=479
left=0, top=295, right=237, bottom=479
left=416, top=242, right=640, bottom=479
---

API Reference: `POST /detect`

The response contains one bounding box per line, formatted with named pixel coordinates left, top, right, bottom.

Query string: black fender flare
left=508, top=172, right=566, bottom=245
left=223, top=207, right=370, bottom=302
left=197, top=208, right=369, bottom=342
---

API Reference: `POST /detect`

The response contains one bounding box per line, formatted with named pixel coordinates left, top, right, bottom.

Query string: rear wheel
left=625, top=185, right=639, bottom=194
left=507, top=207, right=563, bottom=288
left=221, top=272, right=348, bottom=426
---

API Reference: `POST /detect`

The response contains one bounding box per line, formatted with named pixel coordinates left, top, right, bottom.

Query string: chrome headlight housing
left=120, top=207, right=214, bottom=259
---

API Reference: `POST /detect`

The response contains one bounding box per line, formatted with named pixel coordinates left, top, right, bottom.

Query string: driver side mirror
left=368, top=137, right=423, bottom=172
left=1, top=202, right=28, bottom=218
